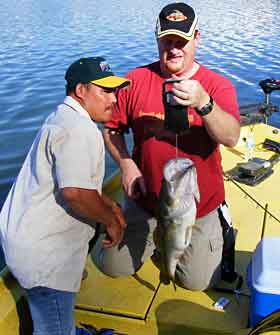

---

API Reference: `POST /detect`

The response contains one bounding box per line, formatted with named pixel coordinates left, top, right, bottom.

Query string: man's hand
left=170, top=76, right=240, bottom=147
left=111, top=202, right=126, bottom=230
left=171, top=78, right=210, bottom=110
left=102, top=217, right=126, bottom=248
left=120, top=158, right=147, bottom=199
left=62, top=188, right=127, bottom=248
left=100, top=197, right=127, bottom=248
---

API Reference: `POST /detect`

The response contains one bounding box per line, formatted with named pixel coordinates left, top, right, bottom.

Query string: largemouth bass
left=156, top=158, right=200, bottom=284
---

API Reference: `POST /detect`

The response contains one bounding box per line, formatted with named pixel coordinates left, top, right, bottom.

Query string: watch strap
left=195, top=96, right=214, bottom=116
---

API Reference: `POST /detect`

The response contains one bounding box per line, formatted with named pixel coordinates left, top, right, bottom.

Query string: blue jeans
left=26, top=286, right=76, bottom=335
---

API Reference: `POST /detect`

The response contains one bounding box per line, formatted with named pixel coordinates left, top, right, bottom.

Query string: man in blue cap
left=0, top=56, right=129, bottom=335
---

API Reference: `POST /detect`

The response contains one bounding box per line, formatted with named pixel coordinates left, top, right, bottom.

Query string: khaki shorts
left=92, top=198, right=224, bottom=291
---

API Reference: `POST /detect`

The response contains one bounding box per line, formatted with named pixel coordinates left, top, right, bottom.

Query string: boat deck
left=76, top=254, right=250, bottom=335
left=75, top=124, right=280, bottom=335
left=1, top=124, right=280, bottom=335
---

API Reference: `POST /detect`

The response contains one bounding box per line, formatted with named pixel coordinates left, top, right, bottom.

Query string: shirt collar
left=63, top=96, right=91, bottom=121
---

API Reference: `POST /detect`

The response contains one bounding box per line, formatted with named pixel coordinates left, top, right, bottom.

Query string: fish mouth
left=163, top=158, right=194, bottom=183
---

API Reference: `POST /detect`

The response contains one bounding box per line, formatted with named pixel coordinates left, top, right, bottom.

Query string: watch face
left=196, top=96, right=213, bottom=116
left=202, top=105, right=212, bottom=115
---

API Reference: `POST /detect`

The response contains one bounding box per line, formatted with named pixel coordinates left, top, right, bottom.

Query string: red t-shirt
left=106, top=61, right=240, bottom=217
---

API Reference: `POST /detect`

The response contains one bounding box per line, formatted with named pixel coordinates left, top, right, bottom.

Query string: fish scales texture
left=157, top=158, right=200, bottom=282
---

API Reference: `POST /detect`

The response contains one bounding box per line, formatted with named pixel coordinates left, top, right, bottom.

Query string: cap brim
left=91, top=76, right=130, bottom=89
left=157, top=29, right=196, bottom=41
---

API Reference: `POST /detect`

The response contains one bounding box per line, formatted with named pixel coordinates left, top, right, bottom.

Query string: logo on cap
left=166, top=10, right=187, bottom=22
left=99, top=61, right=111, bottom=72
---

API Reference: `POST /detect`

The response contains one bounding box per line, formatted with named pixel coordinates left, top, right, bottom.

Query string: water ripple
left=0, top=0, right=279, bottom=205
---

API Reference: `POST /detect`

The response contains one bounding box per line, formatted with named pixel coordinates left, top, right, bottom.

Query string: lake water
left=0, top=0, right=280, bottom=268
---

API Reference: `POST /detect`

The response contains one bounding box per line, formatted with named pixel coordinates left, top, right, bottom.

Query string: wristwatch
left=195, top=96, right=214, bottom=116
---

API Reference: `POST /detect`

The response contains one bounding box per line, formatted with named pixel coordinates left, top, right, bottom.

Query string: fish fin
left=190, top=168, right=200, bottom=203
left=185, top=227, right=192, bottom=247
left=159, top=265, right=170, bottom=285
left=154, top=225, right=171, bottom=285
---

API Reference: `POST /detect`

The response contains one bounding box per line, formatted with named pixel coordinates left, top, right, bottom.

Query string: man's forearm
left=103, top=128, right=145, bottom=198
left=202, top=104, right=240, bottom=147
left=103, top=128, right=131, bottom=167
left=62, top=188, right=116, bottom=227
left=101, top=192, right=118, bottom=208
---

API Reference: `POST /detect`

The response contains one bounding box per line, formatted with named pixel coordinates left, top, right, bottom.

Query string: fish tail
left=172, top=280, right=177, bottom=291
left=160, top=271, right=171, bottom=285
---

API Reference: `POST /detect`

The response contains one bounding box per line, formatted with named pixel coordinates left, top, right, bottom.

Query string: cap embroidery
left=99, top=61, right=111, bottom=72
left=166, top=10, right=187, bottom=22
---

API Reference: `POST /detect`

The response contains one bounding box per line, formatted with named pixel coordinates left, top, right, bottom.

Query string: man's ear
left=74, top=83, right=85, bottom=99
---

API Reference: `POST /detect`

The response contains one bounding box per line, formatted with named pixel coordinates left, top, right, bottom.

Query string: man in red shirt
left=93, top=2, right=240, bottom=290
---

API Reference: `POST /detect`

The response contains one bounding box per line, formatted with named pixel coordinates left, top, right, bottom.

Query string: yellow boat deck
left=1, top=123, right=280, bottom=334
left=75, top=124, right=280, bottom=334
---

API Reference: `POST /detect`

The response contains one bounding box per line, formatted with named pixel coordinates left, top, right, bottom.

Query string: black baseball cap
left=156, top=2, right=198, bottom=40
left=65, top=57, right=130, bottom=89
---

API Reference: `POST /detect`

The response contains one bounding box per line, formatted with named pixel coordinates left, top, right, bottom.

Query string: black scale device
left=162, top=79, right=189, bottom=134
